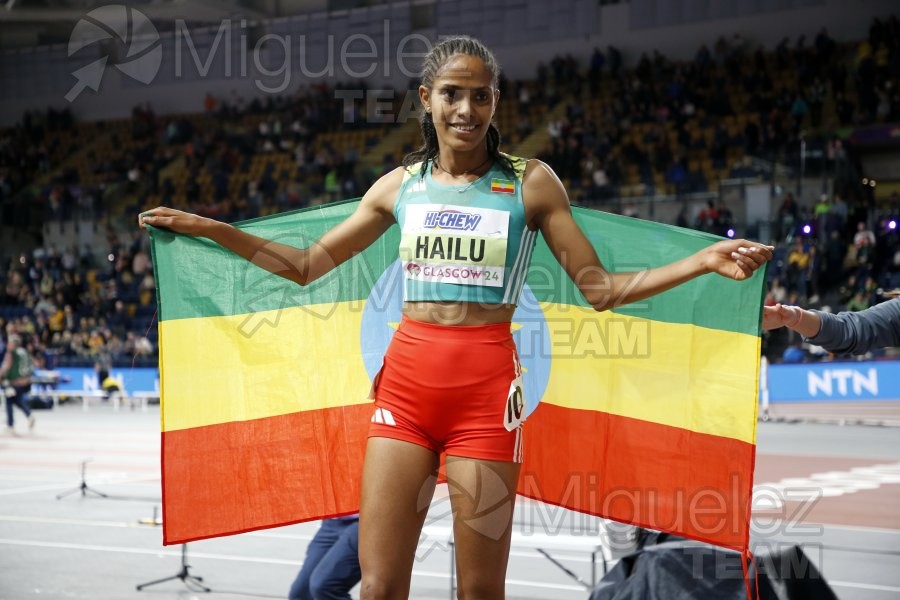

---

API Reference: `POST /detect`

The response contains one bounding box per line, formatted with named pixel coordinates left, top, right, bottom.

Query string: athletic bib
left=399, top=204, right=509, bottom=288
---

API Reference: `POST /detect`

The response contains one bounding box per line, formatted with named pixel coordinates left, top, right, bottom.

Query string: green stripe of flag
left=151, top=201, right=764, bottom=336
left=549, top=208, right=764, bottom=336
left=150, top=199, right=388, bottom=322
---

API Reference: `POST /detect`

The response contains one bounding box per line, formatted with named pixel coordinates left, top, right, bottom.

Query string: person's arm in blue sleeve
left=763, top=297, right=900, bottom=355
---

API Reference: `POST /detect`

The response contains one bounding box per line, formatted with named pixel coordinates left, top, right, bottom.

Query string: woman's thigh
left=445, top=456, right=521, bottom=600
left=359, top=437, right=439, bottom=598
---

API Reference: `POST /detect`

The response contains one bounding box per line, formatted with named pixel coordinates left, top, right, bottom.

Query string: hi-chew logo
left=66, top=5, right=162, bottom=102
left=423, top=210, right=482, bottom=231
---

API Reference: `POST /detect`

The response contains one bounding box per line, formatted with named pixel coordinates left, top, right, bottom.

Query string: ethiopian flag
left=490, top=178, right=516, bottom=194
left=150, top=199, right=765, bottom=551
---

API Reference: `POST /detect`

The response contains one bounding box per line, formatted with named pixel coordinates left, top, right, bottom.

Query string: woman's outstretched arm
left=523, top=160, right=773, bottom=311
left=139, top=167, right=403, bottom=286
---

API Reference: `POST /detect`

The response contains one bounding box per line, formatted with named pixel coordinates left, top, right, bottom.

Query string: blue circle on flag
left=360, top=260, right=550, bottom=417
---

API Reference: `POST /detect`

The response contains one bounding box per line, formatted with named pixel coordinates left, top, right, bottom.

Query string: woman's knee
left=358, top=574, right=409, bottom=600
left=456, top=578, right=505, bottom=600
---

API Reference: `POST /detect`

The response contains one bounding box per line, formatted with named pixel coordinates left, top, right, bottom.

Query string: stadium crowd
left=1, top=17, right=899, bottom=371
left=1, top=230, right=156, bottom=374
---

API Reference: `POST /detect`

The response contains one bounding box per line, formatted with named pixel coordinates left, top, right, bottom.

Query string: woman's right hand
left=138, top=207, right=211, bottom=236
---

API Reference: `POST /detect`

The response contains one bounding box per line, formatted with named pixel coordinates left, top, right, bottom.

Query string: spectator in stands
left=589, top=47, right=605, bottom=92
left=786, top=238, right=811, bottom=300
left=695, top=200, right=719, bottom=233
left=608, top=45, right=623, bottom=78
left=781, top=338, right=807, bottom=363
left=822, top=230, right=847, bottom=287
left=777, top=193, right=799, bottom=241
left=766, top=278, right=788, bottom=306
left=853, top=220, right=877, bottom=263
left=715, top=200, right=734, bottom=236
left=790, top=92, right=809, bottom=127
left=203, top=92, right=218, bottom=115
left=846, top=290, right=870, bottom=312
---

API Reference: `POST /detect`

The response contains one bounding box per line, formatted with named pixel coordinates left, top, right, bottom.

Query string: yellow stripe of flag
left=161, top=302, right=757, bottom=443
left=539, top=304, right=759, bottom=444
left=160, top=305, right=371, bottom=432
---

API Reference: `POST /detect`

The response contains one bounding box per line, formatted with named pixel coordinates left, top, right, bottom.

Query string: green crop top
left=393, top=154, right=537, bottom=305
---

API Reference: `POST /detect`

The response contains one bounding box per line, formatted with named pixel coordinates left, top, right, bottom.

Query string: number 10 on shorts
left=504, top=380, right=525, bottom=431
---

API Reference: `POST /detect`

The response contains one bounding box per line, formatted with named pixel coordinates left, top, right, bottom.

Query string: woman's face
left=420, top=53, right=498, bottom=155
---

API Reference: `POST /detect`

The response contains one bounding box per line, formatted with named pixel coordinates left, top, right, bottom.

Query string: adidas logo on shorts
left=371, top=408, right=396, bottom=426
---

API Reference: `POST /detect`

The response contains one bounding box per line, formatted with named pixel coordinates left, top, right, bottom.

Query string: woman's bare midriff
left=402, top=301, right=516, bottom=326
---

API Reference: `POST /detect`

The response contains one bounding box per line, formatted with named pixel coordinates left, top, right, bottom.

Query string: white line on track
left=0, top=476, right=159, bottom=496
left=751, top=520, right=900, bottom=535
left=0, top=538, right=300, bottom=565
left=0, top=515, right=152, bottom=528
left=828, top=581, right=900, bottom=593
left=818, top=523, right=900, bottom=535
left=0, top=537, right=586, bottom=591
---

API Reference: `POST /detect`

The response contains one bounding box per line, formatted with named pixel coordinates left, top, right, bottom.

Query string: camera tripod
left=56, top=459, right=108, bottom=499
left=136, top=543, right=210, bottom=592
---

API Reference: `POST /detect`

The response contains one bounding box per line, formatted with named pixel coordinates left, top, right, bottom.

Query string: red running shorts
left=368, top=316, right=524, bottom=463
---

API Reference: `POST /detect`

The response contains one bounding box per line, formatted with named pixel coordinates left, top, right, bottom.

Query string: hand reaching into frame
left=762, top=303, right=802, bottom=330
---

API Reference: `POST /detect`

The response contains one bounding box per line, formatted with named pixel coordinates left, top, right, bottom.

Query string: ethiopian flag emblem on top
left=491, top=178, right=515, bottom=193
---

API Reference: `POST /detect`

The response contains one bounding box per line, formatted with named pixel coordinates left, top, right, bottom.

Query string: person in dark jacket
left=764, top=297, right=900, bottom=355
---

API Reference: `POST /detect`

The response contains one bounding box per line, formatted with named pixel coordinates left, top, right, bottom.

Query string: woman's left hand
left=701, top=239, right=774, bottom=281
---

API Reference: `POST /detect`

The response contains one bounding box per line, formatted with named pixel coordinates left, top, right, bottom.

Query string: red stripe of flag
left=162, top=404, right=371, bottom=544
left=518, top=403, right=754, bottom=551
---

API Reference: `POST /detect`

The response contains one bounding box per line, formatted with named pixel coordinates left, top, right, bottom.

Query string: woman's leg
left=445, top=456, right=521, bottom=600
left=359, top=437, right=439, bottom=600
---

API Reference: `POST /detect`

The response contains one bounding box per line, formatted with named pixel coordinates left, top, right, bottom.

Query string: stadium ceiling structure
left=0, top=0, right=278, bottom=22
left=0, top=0, right=331, bottom=48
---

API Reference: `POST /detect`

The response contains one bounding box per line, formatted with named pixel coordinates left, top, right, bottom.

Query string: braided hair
left=402, top=36, right=515, bottom=178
